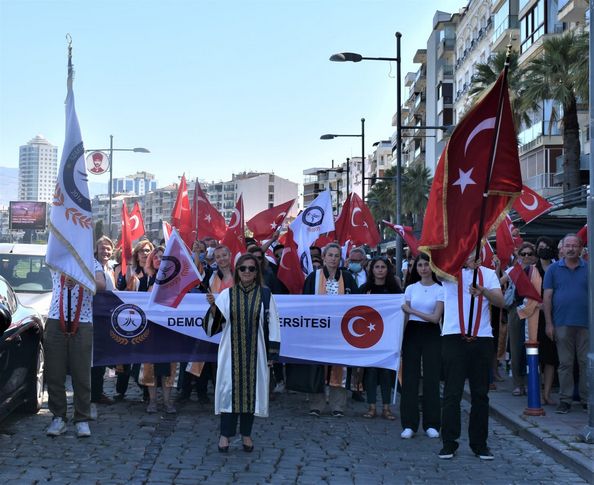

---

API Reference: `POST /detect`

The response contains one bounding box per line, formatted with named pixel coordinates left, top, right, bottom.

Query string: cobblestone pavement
left=0, top=376, right=588, bottom=485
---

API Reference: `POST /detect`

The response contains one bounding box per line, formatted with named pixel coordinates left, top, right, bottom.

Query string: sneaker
left=146, top=402, right=158, bottom=414
left=113, top=393, right=125, bottom=402
left=332, top=410, right=344, bottom=417
left=90, top=403, right=98, bottom=421
left=438, top=444, right=457, bottom=459
left=76, top=421, right=91, bottom=438
left=273, top=382, right=286, bottom=394
left=473, top=447, right=494, bottom=460
left=309, top=409, right=320, bottom=417
left=400, top=428, right=414, bottom=439
left=165, top=403, right=177, bottom=414
left=555, top=402, right=571, bottom=414
left=46, top=417, right=67, bottom=437
left=96, top=393, right=114, bottom=405
left=426, top=428, right=440, bottom=439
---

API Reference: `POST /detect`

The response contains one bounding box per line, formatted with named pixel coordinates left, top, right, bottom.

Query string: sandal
left=382, top=409, right=396, bottom=421
left=363, top=408, right=376, bottom=419
left=512, top=387, right=525, bottom=396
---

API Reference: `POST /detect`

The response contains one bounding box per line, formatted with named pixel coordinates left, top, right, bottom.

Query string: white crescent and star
left=520, top=192, right=539, bottom=211
left=351, top=207, right=366, bottom=228
left=279, top=248, right=292, bottom=270
left=464, top=117, right=496, bottom=156
left=271, top=211, right=287, bottom=229
left=228, top=209, right=241, bottom=229
left=452, top=168, right=477, bottom=194
left=347, top=316, right=367, bottom=337
left=130, top=215, right=140, bottom=231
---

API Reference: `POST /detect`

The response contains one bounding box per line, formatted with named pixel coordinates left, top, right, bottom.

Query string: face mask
left=198, top=252, right=206, bottom=262
left=537, top=248, right=554, bottom=260
left=349, top=262, right=362, bottom=273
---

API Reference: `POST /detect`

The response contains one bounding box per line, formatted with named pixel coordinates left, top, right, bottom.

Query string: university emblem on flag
left=341, top=306, right=384, bottom=349
left=110, top=304, right=150, bottom=345
left=155, top=255, right=182, bottom=285
left=302, top=206, right=325, bottom=227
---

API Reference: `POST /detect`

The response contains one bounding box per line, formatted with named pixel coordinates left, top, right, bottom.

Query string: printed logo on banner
left=155, top=255, right=181, bottom=285
left=110, top=303, right=150, bottom=345
left=302, top=206, right=324, bottom=227
left=341, top=305, right=384, bottom=349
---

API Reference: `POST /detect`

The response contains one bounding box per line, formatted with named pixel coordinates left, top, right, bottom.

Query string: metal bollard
left=524, top=342, right=545, bottom=416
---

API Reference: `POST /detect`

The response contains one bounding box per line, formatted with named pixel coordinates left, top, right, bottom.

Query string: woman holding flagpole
left=302, top=243, right=359, bottom=417
left=400, top=253, right=444, bottom=439
left=204, top=253, right=281, bottom=453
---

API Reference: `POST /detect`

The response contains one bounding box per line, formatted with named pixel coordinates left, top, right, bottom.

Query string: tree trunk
left=562, top=96, right=582, bottom=195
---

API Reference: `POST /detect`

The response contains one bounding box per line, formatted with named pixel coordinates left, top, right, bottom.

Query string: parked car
left=0, top=275, right=45, bottom=422
left=0, top=243, right=52, bottom=320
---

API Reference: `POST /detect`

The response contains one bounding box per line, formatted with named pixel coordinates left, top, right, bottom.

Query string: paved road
left=0, top=377, right=587, bottom=484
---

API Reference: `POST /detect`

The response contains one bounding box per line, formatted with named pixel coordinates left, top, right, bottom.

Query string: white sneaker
left=90, top=403, right=98, bottom=421
left=400, top=428, right=414, bottom=439
left=76, top=421, right=91, bottom=438
left=273, top=382, right=285, bottom=394
left=426, top=427, right=440, bottom=439
left=46, top=417, right=67, bottom=436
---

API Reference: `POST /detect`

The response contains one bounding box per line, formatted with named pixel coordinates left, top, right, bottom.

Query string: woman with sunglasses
left=204, top=253, right=281, bottom=453
left=138, top=246, right=178, bottom=414
left=359, top=256, right=402, bottom=420
left=400, top=253, right=444, bottom=440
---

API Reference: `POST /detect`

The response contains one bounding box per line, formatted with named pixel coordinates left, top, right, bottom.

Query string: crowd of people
left=43, top=231, right=589, bottom=460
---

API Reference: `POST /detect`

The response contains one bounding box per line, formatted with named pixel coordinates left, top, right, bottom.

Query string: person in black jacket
left=302, top=243, right=358, bottom=417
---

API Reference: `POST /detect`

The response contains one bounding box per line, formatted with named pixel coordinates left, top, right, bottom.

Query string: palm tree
left=469, top=49, right=533, bottom=132
left=522, top=31, right=589, bottom=192
left=367, top=167, right=395, bottom=227
left=401, top=164, right=432, bottom=230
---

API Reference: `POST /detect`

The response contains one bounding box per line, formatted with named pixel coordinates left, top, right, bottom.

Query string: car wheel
left=22, top=340, right=44, bottom=414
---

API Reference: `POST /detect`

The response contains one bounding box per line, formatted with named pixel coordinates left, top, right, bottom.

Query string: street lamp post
left=85, top=135, right=150, bottom=238
left=320, top=117, right=365, bottom=200
left=317, top=164, right=344, bottom=215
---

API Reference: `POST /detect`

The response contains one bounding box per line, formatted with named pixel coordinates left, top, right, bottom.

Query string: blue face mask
left=349, top=262, right=362, bottom=273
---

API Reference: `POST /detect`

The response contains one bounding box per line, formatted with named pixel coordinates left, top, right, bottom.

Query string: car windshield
left=0, top=254, right=52, bottom=293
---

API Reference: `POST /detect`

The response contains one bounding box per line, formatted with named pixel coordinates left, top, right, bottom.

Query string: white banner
left=106, top=292, right=405, bottom=370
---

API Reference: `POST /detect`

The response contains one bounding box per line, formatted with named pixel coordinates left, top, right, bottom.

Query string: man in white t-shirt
left=45, top=260, right=105, bottom=438
left=438, top=253, right=504, bottom=461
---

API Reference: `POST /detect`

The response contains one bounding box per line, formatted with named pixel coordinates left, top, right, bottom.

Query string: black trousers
left=441, top=335, right=493, bottom=451
left=364, top=368, right=393, bottom=405
left=400, top=322, right=442, bottom=431
left=115, top=364, right=142, bottom=395
left=91, top=366, right=105, bottom=401
left=220, top=412, right=255, bottom=438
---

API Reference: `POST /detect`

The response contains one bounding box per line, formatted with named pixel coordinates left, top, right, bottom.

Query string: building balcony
left=519, top=27, right=563, bottom=66
left=437, top=37, right=455, bottom=59
left=519, top=134, right=563, bottom=155
left=437, top=95, right=453, bottom=114
left=437, top=64, right=454, bottom=84
left=557, top=0, right=588, bottom=23
left=492, top=16, right=520, bottom=53
left=413, top=93, right=426, bottom=111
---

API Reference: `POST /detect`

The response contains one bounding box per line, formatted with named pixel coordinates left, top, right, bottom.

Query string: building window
left=520, top=0, right=545, bottom=54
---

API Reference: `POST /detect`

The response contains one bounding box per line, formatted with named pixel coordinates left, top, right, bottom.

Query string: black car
left=0, top=275, right=45, bottom=422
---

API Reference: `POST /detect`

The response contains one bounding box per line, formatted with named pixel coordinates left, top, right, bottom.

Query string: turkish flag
left=383, top=221, right=419, bottom=256
left=148, top=228, right=203, bottom=308
left=508, top=263, right=542, bottom=303
left=171, top=175, right=194, bottom=249
left=120, top=202, right=133, bottom=270
left=221, top=195, right=246, bottom=268
left=334, top=194, right=352, bottom=245
left=512, top=185, right=552, bottom=224
left=419, top=70, right=522, bottom=279
left=344, top=193, right=380, bottom=247
left=129, top=202, right=145, bottom=241
left=193, top=182, right=227, bottom=241
left=162, top=220, right=172, bottom=244
left=496, top=215, right=522, bottom=269
left=480, top=240, right=496, bottom=269
left=577, top=223, right=588, bottom=245
left=314, top=232, right=336, bottom=248
left=247, top=199, right=295, bottom=242
left=277, top=228, right=305, bottom=294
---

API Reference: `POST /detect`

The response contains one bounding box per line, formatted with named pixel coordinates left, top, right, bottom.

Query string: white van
left=0, top=243, right=51, bottom=320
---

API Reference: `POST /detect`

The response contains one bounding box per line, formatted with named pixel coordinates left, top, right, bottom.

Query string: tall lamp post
left=317, top=164, right=344, bottom=215
left=85, top=135, right=150, bottom=238
left=321, top=117, right=365, bottom=200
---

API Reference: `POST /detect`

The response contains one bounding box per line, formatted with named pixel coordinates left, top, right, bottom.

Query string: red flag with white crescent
left=120, top=202, right=133, bottom=270
left=496, top=215, right=522, bottom=269
left=419, top=70, right=522, bottom=279
left=577, top=223, right=588, bottom=245
left=171, top=175, right=194, bottom=249
left=382, top=221, right=419, bottom=256
left=512, top=185, right=552, bottom=224
left=221, top=195, right=246, bottom=268
left=129, top=201, right=145, bottom=241
left=345, top=193, right=380, bottom=247
left=277, top=228, right=305, bottom=294
left=480, top=240, right=496, bottom=269
left=507, top=263, right=542, bottom=303
left=193, top=181, right=227, bottom=241
left=246, top=199, right=295, bottom=242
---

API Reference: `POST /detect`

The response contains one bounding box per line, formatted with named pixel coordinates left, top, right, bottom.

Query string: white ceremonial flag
left=289, top=189, right=335, bottom=274
left=46, top=56, right=96, bottom=292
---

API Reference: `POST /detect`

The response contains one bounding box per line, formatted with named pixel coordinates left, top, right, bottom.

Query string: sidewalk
left=473, top=376, right=593, bottom=482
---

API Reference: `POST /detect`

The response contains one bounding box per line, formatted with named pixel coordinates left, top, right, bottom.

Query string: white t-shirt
left=404, top=281, right=444, bottom=323
left=48, top=260, right=102, bottom=324
left=442, top=266, right=500, bottom=337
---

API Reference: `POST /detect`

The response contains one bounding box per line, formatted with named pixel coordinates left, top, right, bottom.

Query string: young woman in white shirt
left=400, top=253, right=444, bottom=440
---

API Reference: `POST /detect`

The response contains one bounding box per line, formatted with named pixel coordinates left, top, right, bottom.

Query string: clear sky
left=0, top=0, right=465, bottom=193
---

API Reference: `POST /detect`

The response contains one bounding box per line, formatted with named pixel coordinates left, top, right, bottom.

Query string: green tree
left=401, top=164, right=432, bottom=230
left=367, top=167, right=395, bottom=237
left=521, top=31, right=589, bottom=191
left=94, top=219, right=104, bottom=240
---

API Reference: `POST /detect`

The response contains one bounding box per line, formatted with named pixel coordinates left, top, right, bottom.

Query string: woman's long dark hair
left=367, top=256, right=401, bottom=293
left=405, top=253, right=440, bottom=287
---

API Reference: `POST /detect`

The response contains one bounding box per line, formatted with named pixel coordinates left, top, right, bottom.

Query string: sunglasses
left=519, top=252, right=534, bottom=257
left=238, top=265, right=257, bottom=273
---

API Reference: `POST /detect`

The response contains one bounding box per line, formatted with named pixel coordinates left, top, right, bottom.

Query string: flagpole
left=466, top=44, right=513, bottom=337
